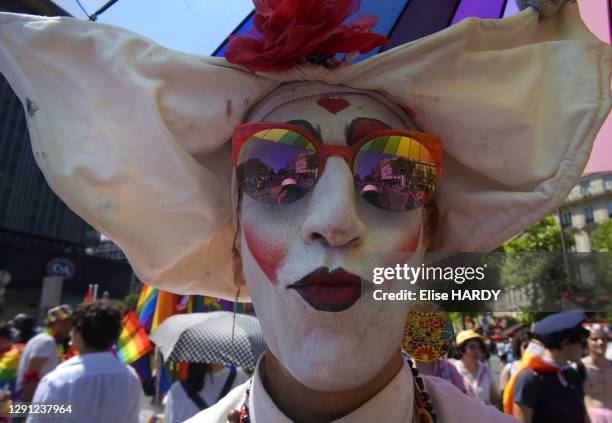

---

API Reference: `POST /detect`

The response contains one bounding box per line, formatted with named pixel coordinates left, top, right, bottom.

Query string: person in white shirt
left=164, top=363, right=249, bottom=423
left=15, top=305, right=72, bottom=402
left=26, top=302, right=141, bottom=423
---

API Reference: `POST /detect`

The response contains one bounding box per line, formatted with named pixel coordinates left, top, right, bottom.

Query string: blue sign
left=46, top=257, right=76, bottom=279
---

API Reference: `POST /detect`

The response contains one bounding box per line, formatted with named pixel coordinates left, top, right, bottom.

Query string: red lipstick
left=288, top=267, right=363, bottom=312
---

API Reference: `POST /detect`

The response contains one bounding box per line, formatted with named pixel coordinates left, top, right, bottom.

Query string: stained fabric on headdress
left=0, top=3, right=609, bottom=300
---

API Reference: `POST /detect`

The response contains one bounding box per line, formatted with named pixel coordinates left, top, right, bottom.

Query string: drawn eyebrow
left=346, top=118, right=391, bottom=146
left=286, top=120, right=322, bottom=142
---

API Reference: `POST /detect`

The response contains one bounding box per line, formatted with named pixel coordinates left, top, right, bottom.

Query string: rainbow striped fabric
left=0, top=345, right=22, bottom=390
left=117, top=310, right=152, bottom=364
left=151, top=291, right=178, bottom=332
left=251, top=129, right=316, bottom=150
left=44, top=304, right=72, bottom=325
left=146, top=414, right=164, bottom=423
left=82, top=286, right=93, bottom=304
left=362, top=136, right=434, bottom=164
left=136, top=285, right=159, bottom=331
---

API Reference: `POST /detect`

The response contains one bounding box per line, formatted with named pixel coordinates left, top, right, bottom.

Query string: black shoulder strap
left=180, top=379, right=209, bottom=411
left=575, top=361, right=587, bottom=384
left=218, top=367, right=237, bottom=401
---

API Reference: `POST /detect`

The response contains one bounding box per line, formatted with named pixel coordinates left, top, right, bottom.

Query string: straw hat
left=456, top=329, right=485, bottom=347
left=0, top=1, right=609, bottom=300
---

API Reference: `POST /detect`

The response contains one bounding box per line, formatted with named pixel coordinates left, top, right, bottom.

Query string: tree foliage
left=591, top=219, right=612, bottom=252
left=484, top=217, right=574, bottom=311
left=501, top=216, right=573, bottom=253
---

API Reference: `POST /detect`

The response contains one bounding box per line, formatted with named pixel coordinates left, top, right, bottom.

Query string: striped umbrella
left=149, top=312, right=264, bottom=370
left=213, top=0, right=522, bottom=59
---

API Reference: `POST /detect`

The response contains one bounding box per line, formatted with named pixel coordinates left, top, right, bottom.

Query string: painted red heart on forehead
left=317, top=97, right=351, bottom=114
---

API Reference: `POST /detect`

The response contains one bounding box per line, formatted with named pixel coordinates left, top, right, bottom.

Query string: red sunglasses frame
left=231, top=122, right=443, bottom=177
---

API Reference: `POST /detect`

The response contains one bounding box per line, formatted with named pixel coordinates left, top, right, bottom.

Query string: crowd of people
left=0, top=302, right=142, bottom=422
left=409, top=312, right=612, bottom=423
left=0, top=302, right=608, bottom=423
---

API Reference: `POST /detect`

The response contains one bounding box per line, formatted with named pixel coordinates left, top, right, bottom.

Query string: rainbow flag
left=192, top=296, right=222, bottom=313
left=151, top=291, right=178, bottom=332
left=130, top=352, right=152, bottom=382
left=136, top=285, right=158, bottom=331
left=82, top=285, right=93, bottom=304
left=0, top=345, right=22, bottom=391
left=146, top=414, right=164, bottom=423
left=117, top=310, right=152, bottom=364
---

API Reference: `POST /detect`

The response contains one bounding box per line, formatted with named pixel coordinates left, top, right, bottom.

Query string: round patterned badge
left=401, top=311, right=455, bottom=362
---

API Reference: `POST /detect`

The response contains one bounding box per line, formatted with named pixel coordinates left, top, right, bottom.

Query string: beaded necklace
left=227, top=358, right=436, bottom=423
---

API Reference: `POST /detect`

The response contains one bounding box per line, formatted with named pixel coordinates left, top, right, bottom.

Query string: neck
left=590, top=352, right=608, bottom=367
left=462, top=357, right=479, bottom=373
left=260, top=347, right=403, bottom=423
left=544, top=349, right=567, bottom=368
left=79, top=346, right=104, bottom=355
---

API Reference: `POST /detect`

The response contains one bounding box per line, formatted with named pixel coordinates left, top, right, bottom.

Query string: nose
left=301, top=157, right=366, bottom=248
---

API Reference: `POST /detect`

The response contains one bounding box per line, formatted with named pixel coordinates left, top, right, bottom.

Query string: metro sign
left=46, top=257, right=76, bottom=279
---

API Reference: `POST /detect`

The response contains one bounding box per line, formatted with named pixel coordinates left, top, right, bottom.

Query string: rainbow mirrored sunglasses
left=232, top=122, right=442, bottom=212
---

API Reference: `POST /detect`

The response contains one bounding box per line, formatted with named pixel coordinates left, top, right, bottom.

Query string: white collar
left=56, top=351, right=115, bottom=369
left=249, top=357, right=415, bottom=422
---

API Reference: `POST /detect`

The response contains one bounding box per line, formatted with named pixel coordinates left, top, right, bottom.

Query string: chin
left=251, top=278, right=406, bottom=392
left=280, top=333, right=399, bottom=391
left=242, top=236, right=408, bottom=392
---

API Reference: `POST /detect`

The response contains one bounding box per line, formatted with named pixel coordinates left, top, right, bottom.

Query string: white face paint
left=239, top=92, right=427, bottom=391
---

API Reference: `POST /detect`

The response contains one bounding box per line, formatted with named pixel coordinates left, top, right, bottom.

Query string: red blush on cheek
left=383, top=230, right=422, bottom=269
left=396, top=230, right=421, bottom=253
left=243, top=225, right=286, bottom=284
left=317, top=97, right=351, bottom=114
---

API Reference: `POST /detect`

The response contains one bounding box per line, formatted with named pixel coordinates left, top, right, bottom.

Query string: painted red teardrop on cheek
left=316, top=97, right=351, bottom=114
left=243, top=225, right=286, bottom=284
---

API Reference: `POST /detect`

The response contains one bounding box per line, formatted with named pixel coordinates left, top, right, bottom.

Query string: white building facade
left=556, top=171, right=612, bottom=252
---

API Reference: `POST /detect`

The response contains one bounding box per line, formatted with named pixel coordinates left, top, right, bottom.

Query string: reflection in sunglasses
left=236, top=128, right=439, bottom=211
left=236, top=133, right=318, bottom=204
left=354, top=135, right=437, bottom=211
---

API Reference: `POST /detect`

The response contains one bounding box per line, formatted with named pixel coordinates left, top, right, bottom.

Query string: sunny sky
left=51, top=0, right=252, bottom=55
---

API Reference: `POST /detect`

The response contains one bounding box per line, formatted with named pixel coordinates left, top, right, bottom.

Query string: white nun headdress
left=0, top=0, right=609, bottom=301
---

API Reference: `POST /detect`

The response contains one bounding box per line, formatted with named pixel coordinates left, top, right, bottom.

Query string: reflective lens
left=353, top=135, right=437, bottom=211
left=236, top=129, right=319, bottom=204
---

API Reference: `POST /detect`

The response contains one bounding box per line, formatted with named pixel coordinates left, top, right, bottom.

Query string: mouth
left=288, top=267, right=364, bottom=312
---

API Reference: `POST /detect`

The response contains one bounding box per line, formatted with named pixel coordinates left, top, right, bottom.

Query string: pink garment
left=589, top=407, right=612, bottom=423
left=433, top=359, right=467, bottom=393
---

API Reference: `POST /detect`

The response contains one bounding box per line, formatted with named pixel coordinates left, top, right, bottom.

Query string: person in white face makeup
left=0, top=0, right=610, bottom=422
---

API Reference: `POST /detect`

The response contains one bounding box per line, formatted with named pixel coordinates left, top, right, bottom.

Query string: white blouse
left=453, top=360, right=495, bottom=405
left=164, top=367, right=248, bottom=423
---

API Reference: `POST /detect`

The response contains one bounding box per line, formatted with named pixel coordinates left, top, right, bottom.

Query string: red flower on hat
left=224, top=0, right=388, bottom=72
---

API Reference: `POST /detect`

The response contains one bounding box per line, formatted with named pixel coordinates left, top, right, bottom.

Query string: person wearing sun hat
left=453, top=330, right=500, bottom=406
left=15, top=305, right=72, bottom=403
left=0, top=0, right=610, bottom=421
